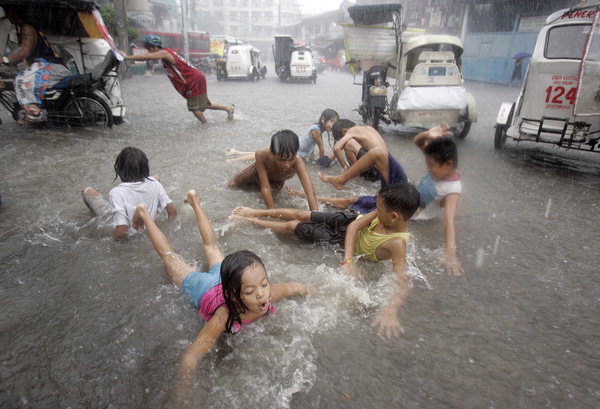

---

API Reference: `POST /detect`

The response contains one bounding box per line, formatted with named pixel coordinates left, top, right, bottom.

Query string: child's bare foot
left=318, top=172, right=345, bottom=190
left=227, top=148, right=248, bottom=156
left=231, top=206, right=259, bottom=217
left=132, top=204, right=148, bottom=231
left=184, top=190, right=199, bottom=206
left=286, top=186, right=306, bottom=198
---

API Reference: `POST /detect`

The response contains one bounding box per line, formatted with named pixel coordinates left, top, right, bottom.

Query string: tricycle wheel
left=455, top=120, right=471, bottom=139
left=494, top=124, right=508, bottom=149
left=365, top=108, right=380, bottom=131
left=64, top=94, right=113, bottom=128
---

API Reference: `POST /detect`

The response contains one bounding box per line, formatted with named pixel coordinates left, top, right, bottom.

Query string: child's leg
left=226, top=153, right=255, bottom=163
left=132, top=204, right=194, bottom=288
left=227, top=148, right=255, bottom=156
left=318, top=147, right=388, bottom=190
left=286, top=187, right=358, bottom=209
left=230, top=213, right=300, bottom=235
left=82, top=187, right=110, bottom=215
left=184, top=190, right=224, bottom=269
left=192, top=110, right=208, bottom=124
left=228, top=162, right=258, bottom=187
left=231, top=206, right=311, bottom=221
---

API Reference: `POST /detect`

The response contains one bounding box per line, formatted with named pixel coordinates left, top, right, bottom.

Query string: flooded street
left=1, top=70, right=599, bottom=409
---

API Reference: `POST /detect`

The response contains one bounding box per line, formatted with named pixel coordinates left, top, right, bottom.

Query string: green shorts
left=187, top=94, right=211, bottom=111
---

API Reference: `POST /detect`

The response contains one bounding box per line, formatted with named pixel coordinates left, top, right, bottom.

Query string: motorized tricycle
left=495, top=1, right=600, bottom=153
left=273, top=35, right=317, bottom=83
left=0, top=0, right=125, bottom=127
left=223, top=44, right=266, bottom=81
left=344, top=3, right=476, bottom=136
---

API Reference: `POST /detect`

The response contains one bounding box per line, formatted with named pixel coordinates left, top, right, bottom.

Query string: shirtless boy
left=229, top=130, right=319, bottom=210
left=331, top=120, right=388, bottom=171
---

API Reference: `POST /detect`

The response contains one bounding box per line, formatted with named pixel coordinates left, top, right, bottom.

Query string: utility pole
left=181, top=0, right=190, bottom=60
left=114, top=0, right=132, bottom=78
left=114, top=0, right=129, bottom=51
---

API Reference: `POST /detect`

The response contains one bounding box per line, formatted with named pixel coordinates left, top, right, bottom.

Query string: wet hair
left=424, top=136, right=458, bottom=167
left=270, top=129, right=299, bottom=159
left=113, top=147, right=150, bottom=183
left=377, top=182, right=421, bottom=221
left=317, top=109, right=339, bottom=133
left=332, top=119, right=356, bottom=141
left=220, top=250, right=267, bottom=333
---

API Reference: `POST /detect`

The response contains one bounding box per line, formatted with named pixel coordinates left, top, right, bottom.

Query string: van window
left=545, top=24, right=590, bottom=59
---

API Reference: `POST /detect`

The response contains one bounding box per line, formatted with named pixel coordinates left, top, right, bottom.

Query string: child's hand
left=372, top=305, right=405, bottom=338
left=441, top=255, right=464, bottom=276
left=341, top=262, right=363, bottom=280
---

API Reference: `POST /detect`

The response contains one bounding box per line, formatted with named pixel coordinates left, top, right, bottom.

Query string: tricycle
left=0, top=0, right=125, bottom=127
left=495, top=1, right=600, bottom=153
left=273, top=35, right=316, bottom=83
left=223, top=44, right=266, bottom=81
left=344, top=3, right=477, bottom=137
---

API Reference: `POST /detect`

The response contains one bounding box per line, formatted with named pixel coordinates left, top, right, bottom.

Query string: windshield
left=545, top=24, right=590, bottom=59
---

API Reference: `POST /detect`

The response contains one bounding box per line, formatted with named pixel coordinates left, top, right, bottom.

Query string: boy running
left=230, top=182, right=420, bottom=338
left=228, top=130, right=319, bottom=210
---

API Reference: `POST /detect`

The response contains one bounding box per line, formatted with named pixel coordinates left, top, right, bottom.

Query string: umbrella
left=513, top=52, right=531, bottom=60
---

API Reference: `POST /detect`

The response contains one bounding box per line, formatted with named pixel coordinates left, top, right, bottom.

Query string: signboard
left=518, top=16, right=546, bottom=32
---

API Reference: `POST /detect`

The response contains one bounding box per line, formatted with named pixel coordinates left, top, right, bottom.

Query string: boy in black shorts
left=230, top=183, right=420, bottom=338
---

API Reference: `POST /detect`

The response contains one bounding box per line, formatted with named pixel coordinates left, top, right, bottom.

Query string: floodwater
left=1, top=70, right=599, bottom=409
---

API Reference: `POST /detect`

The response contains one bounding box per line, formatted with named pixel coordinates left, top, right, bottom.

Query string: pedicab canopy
left=0, top=0, right=117, bottom=50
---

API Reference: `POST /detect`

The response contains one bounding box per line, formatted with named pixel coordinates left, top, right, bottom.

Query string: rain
left=1, top=0, right=599, bottom=408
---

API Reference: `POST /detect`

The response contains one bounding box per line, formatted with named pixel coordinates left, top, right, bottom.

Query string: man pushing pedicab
left=119, top=35, right=234, bottom=124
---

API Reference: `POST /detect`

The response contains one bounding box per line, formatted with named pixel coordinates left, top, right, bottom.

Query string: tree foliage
left=99, top=4, right=138, bottom=44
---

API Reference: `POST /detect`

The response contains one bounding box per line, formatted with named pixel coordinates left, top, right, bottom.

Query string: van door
left=574, top=6, right=600, bottom=116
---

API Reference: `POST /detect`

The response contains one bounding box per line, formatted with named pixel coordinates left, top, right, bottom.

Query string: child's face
left=375, top=196, right=400, bottom=226
left=323, top=117, right=338, bottom=132
left=239, top=263, right=272, bottom=316
left=275, top=153, right=296, bottom=172
left=425, top=156, right=453, bottom=181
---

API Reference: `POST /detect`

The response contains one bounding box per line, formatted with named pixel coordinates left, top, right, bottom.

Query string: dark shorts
left=294, top=211, right=357, bottom=247
left=187, top=94, right=211, bottom=111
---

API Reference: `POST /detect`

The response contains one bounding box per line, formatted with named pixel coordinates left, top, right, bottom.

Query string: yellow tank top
left=355, top=217, right=410, bottom=262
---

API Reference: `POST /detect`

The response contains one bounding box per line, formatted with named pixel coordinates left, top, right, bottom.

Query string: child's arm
left=333, top=134, right=355, bottom=169
left=271, top=282, right=310, bottom=301
left=372, top=238, right=409, bottom=338
left=341, top=211, right=377, bottom=276
left=112, top=225, right=129, bottom=241
left=166, top=203, right=177, bottom=220
left=294, top=158, right=319, bottom=211
left=414, top=122, right=452, bottom=151
left=176, top=307, right=227, bottom=402
left=310, top=129, right=326, bottom=158
left=254, top=151, right=276, bottom=209
left=120, top=49, right=174, bottom=63
left=441, top=193, right=463, bottom=276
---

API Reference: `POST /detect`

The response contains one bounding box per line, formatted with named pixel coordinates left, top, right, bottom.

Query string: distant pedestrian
left=119, top=35, right=234, bottom=123
left=511, top=53, right=529, bottom=86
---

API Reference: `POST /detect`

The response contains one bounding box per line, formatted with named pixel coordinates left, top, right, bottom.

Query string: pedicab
left=495, top=1, right=600, bottom=153
left=343, top=3, right=477, bottom=136
left=273, top=35, right=317, bottom=83
left=224, top=44, right=266, bottom=81
left=0, top=0, right=125, bottom=127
